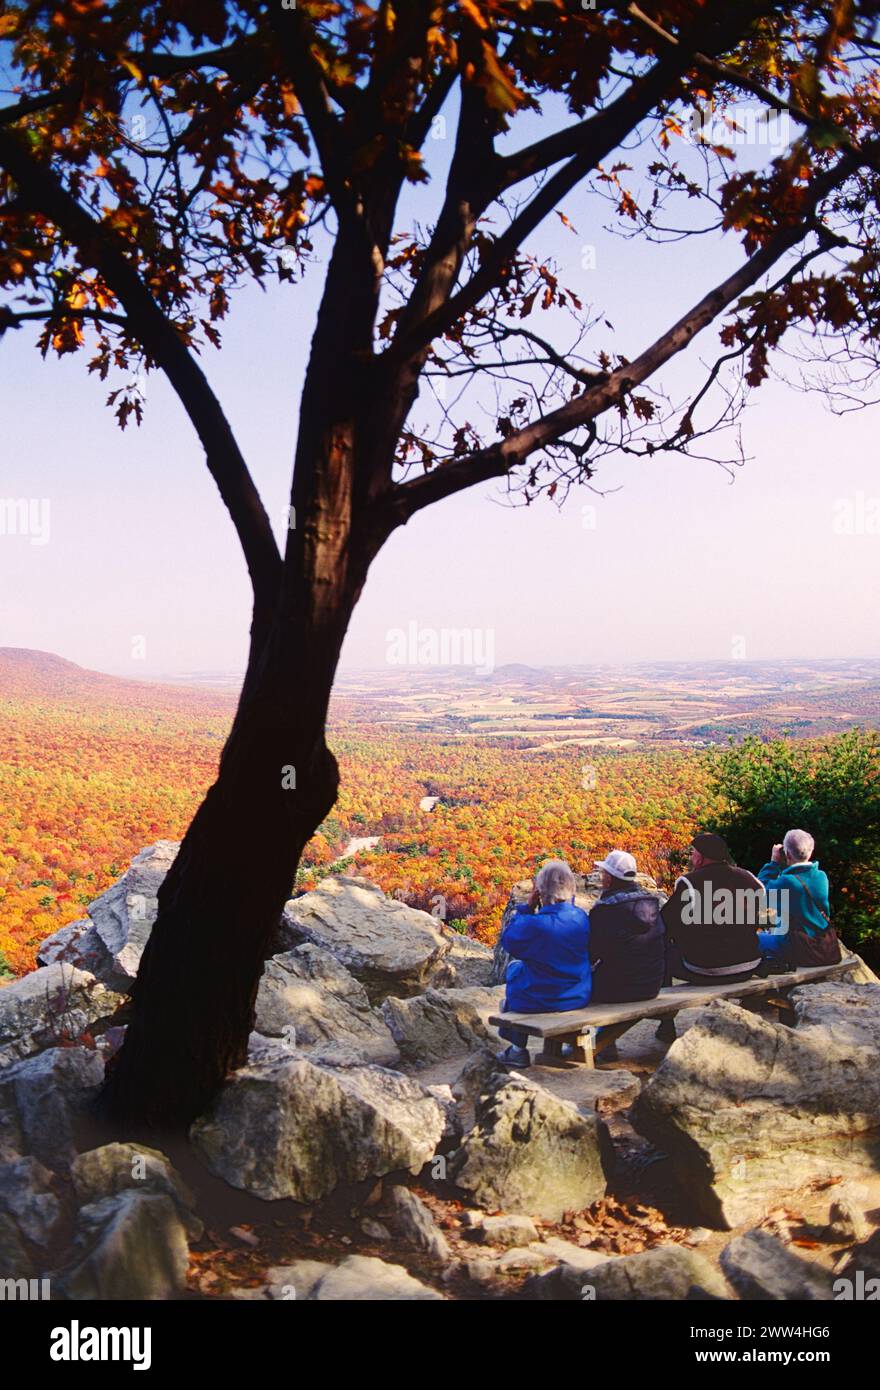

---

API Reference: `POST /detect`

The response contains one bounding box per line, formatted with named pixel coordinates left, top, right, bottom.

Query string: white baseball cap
left=594, top=850, right=637, bottom=879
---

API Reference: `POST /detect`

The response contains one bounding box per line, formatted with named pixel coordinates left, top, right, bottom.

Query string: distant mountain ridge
left=0, top=648, right=235, bottom=708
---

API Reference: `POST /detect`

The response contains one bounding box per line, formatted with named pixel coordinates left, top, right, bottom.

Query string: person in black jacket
left=589, top=850, right=665, bottom=1004
left=661, top=832, right=765, bottom=985
left=657, top=831, right=765, bottom=1042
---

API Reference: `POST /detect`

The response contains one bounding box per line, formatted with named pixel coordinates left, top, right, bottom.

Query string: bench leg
left=763, top=990, right=796, bottom=1025
left=573, top=1033, right=594, bottom=1068
left=595, top=1019, right=639, bottom=1055
left=536, top=1034, right=594, bottom=1069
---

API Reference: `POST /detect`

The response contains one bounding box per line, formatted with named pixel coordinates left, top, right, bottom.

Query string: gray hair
left=784, top=828, right=815, bottom=863
left=535, top=858, right=576, bottom=903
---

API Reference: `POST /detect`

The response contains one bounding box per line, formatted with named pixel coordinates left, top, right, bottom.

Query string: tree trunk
left=100, top=214, right=398, bottom=1135
left=98, top=624, right=343, bottom=1134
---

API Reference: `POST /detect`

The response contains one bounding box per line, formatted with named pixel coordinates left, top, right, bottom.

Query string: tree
left=707, top=729, right=880, bottom=962
left=2, top=0, right=880, bottom=1130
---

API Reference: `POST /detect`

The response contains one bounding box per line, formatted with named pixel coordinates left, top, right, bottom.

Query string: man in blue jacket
left=497, top=858, right=591, bottom=1068
left=757, top=828, right=840, bottom=967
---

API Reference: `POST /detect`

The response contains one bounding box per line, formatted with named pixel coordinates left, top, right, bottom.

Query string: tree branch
left=627, top=1, right=880, bottom=177
left=386, top=2, right=779, bottom=368
left=267, top=7, right=349, bottom=213
left=383, top=141, right=870, bottom=524
left=0, top=130, right=282, bottom=616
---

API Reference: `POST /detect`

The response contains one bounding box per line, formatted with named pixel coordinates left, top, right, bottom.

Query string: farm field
left=2, top=647, right=879, bottom=976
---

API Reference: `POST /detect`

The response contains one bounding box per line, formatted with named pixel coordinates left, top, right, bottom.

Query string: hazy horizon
left=5, top=645, right=880, bottom=687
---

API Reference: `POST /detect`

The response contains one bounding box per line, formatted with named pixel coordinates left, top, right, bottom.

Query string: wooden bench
left=488, top=958, right=859, bottom=1068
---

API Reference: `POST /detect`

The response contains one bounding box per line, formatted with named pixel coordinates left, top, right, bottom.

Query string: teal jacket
left=757, top=860, right=830, bottom=938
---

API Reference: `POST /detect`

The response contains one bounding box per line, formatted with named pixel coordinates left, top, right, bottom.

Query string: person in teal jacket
left=757, top=828, right=839, bottom=966
left=497, top=858, right=591, bottom=1067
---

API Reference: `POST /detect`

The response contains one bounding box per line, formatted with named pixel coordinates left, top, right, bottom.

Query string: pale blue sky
left=2, top=91, right=878, bottom=678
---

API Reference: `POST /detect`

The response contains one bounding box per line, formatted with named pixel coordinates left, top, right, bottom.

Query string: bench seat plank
left=487, top=959, right=856, bottom=1039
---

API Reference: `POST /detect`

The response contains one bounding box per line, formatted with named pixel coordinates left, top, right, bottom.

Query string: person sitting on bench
left=589, top=850, right=665, bottom=1004
left=658, top=831, right=764, bottom=1042
left=496, top=858, right=591, bottom=1069
left=757, top=829, right=840, bottom=967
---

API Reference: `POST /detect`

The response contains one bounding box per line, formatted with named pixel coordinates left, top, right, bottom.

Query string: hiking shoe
left=656, top=1018, right=677, bottom=1044
left=497, top=1044, right=531, bottom=1069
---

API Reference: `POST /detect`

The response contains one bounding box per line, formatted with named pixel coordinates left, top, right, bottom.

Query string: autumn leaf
left=473, top=42, right=526, bottom=114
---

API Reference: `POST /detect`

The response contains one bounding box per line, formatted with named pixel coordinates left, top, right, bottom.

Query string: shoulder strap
left=795, top=876, right=831, bottom=924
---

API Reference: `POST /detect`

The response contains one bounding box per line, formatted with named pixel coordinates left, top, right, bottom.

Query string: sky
left=2, top=84, right=879, bottom=680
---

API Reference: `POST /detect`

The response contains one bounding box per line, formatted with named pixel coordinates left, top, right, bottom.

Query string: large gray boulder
left=721, top=1230, right=834, bottom=1300
left=0, top=964, right=123, bottom=1067
left=837, top=1229, right=880, bottom=1291
left=54, top=1190, right=189, bottom=1300
left=633, top=987, right=880, bottom=1228
left=385, top=1184, right=451, bottom=1261
left=37, top=842, right=178, bottom=991
left=0, top=1156, right=62, bottom=1247
left=449, top=1071, right=610, bottom=1221
left=838, top=947, right=880, bottom=985
left=191, top=1053, right=447, bottom=1202
left=256, top=1254, right=445, bottom=1301
left=36, top=920, right=112, bottom=977
left=790, top=978, right=880, bottom=1038
left=0, top=1211, right=33, bottom=1280
left=71, top=1143, right=202, bottom=1239
left=309, top=1254, right=445, bottom=1300
left=432, top=928, right=495, bottom=989
left=256, top=943, right=399, bottom=1065
left=536, top=1245, right=729, bottom=1301
left=0, top=1045, right=105, bottom=1170
left=279, top=876, right=450, bottom=1001
left=381, top=986, right=501, bottom=1066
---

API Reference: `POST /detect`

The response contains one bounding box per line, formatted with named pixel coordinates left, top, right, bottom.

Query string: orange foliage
left=0, top=662, right=719, bottom=974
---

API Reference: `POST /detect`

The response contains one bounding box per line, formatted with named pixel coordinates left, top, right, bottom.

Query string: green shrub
left=706, top=729, right=880, bottom=963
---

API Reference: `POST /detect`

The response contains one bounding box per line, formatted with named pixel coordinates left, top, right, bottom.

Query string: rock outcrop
left=279, top=876, right=451, bottom=1001
left=36, top=841, right=178, bottom=991
left=0, top=964, right=123, bottom=1067
left=633, top=986, right=880, bottom=1228
left=381, top=986, right=501, bottom=1066
left=528, top=1245, right=729, bottom=1301
left=254, top=1254, right=445, bottom=1301
left=0, top=1155, right=62, bottom=1247
left=432, top=927, right=495, bottom=989
left=385, top=1184, right=451, bottom=1260
left=449, top=1071, right=610, bottom=1220
left=0, top=1045, right=105, bottom=1170
left=11, top=844, right=880, bottom=1303
left=53, top=1190, right=190, bottom=1300
left=720, top=1230, right=834, bottom=1300
left=191, top=1053, right=447, bottom=1202
left=71, top=1143, right=202, bottom=1239
left=255, top=942, right=399, bottom=1065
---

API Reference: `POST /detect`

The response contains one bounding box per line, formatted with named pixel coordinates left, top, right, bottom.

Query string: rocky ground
left=2, top=841, right=879, bottom=1301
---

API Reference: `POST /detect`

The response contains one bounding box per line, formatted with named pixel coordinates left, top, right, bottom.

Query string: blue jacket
left=501, top=899, right=591, bottom=1013
left=757, top=860, right=831, bottom=938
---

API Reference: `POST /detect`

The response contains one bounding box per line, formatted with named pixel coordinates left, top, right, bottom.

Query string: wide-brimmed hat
left=594, top=850, right=637, bottom=880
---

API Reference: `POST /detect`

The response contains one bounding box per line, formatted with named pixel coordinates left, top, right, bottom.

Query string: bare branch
left=383, top=140, right=870, bottom=524
left=0, top=128, right=282, bottom=615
